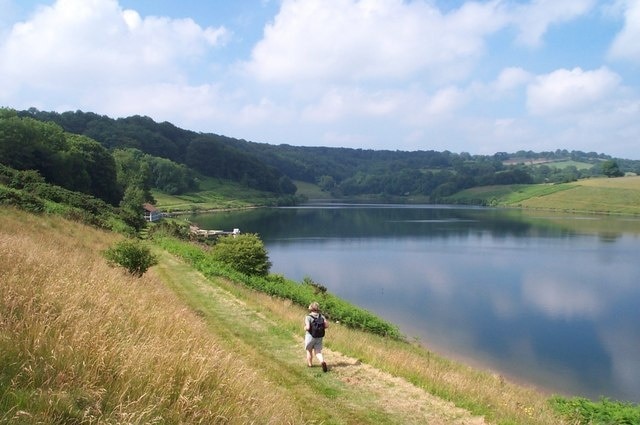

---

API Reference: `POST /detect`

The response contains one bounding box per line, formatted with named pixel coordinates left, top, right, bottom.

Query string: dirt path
left=324, top=347, right=486, bottom=425
left=154, top=252, right=487, bottom=425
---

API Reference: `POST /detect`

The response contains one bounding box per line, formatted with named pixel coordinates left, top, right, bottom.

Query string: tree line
left=17, top=108, right=296, bottom=195
left=5, top=108, right=640, bottom=204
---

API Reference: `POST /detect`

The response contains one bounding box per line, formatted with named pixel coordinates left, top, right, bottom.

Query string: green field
left=152, top=176, right=283, bottom=212
left=448, top=176, right=640, bottom=215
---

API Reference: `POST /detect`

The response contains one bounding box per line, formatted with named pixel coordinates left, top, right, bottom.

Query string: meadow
left=0, top=208, right=306, bottom=424
left=447, top=175, right=640, bottom=215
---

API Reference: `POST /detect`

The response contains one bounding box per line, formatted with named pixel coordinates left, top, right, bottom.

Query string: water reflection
left=192, top=205, right=640, bottom=402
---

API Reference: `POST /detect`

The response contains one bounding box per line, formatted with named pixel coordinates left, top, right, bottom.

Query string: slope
left=153, top=250, right=488, bottom=425
left=1, top=207, right=566, bottom=424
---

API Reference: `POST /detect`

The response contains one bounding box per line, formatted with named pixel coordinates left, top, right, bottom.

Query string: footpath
left=153, top=251, right=487, bottom=425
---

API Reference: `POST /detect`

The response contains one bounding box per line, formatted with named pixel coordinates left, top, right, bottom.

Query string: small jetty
left=189, top=225, right=240, bottom=238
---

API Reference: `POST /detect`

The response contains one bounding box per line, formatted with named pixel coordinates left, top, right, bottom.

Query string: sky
left=1, top=0, right=639, bottom=159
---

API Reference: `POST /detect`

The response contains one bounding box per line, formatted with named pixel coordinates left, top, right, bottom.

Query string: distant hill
left=14, top=108, right=640, bottom=201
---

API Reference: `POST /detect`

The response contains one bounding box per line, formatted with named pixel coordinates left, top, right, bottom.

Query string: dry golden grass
left=574, top=175, right=640, bottom=189
left=0, top=208, right=305, bottom=424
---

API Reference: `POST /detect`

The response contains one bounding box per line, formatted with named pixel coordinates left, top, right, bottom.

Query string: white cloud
left=522, top=274, right=604, bottom=319
left=98, top=83, right=225, bottom=126
left=237, top=97, right=294, bottom=126
left=423, top=86, right=467, bottom=116
left=301, top=86, right=403, bottom=123
left=492, top=67, right=532, bottom=92
left=245, top=0, right=507, bottom=84
left=510, top=0, right=596, bottom=47
left=526, top=67, right=621, bottom=116
left=0, top=0, right=227, bottom=111
left=608, top=0, right=640, bottom=63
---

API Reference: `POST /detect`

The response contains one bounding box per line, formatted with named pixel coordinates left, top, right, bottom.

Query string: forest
left=2, top=107, right=639, bottom=207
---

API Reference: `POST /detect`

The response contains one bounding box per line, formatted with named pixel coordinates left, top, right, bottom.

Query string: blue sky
left=1, top=0, right=639, bottom=158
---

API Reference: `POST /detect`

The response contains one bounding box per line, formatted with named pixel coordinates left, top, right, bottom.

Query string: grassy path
left=153, top=250, right=487, bottom=425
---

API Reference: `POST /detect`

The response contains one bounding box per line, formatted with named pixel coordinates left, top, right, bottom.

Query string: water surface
left=191, top=204, right=640, bottom=402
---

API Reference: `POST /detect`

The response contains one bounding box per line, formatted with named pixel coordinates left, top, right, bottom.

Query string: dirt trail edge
left=153, top=251, right=487, bottom=425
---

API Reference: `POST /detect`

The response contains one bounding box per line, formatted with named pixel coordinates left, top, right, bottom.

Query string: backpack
left=308, top=314, right=325, bottom=338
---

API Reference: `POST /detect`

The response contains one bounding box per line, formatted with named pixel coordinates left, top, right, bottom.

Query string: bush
left=210, top=233, right=271, bottom=276
left=103, top=239, right=158, bottom=277
left=0, top=186, right=45, bottom=212
left=550, top=396, right=640, bottom=425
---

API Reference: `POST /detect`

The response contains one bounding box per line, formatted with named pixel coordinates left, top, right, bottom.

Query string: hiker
left=304, top=302, right=329, bottom=372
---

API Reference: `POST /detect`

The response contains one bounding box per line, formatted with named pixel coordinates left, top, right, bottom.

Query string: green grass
left=502, top=158, right=594, bottom=170
left=550, top=396, right=640, bottom=424
left=447, top=176, right=640, bottom=215
left=152, top=175, right=283, bottom=213
left=293, top=180, right=333, bottom=199
left=544, top=160, right=594, bottom=170
left=153, top=236, right=402, bottom=338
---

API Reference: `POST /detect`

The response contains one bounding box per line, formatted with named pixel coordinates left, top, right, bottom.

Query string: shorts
left=304, top=333, right=323, bottom=352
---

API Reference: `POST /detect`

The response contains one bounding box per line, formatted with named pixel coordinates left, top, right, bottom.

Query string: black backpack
left=308, top=314, right=325, bottom=338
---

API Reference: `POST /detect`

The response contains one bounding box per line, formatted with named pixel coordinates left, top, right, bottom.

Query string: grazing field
left=449, top=176, right=640, bottom=215
left=516, top=176, right=640, bottom=215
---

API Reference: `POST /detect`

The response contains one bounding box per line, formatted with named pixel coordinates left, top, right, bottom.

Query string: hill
left=2, top=207, right=572, bottom=424
left=446, top=175, right=640, bottom=216
left=14, top=108, right=640, bottom=203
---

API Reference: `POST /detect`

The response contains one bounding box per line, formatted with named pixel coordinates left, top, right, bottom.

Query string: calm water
left=191, top=203, right=640, bottom=402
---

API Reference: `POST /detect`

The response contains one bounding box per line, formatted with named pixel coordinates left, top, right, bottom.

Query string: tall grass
left=0, top=208, right=305, bottom=424
left=222, top=286, right=567, bottom=425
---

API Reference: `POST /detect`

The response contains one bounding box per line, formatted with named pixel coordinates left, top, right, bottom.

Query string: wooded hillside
left=7, top=108, right=640, bottom=203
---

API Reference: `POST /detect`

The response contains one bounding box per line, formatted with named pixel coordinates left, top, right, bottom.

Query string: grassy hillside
left=152, top=175, right=289, bottom=213
left=0, top=208, right=305, bottom=424
left=2, top=207, right=573, bottom=424
left=447, top=175, right=640, bottom=215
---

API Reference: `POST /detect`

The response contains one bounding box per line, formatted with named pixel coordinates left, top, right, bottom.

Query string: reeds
left=0, top=208, right=304, bottom=424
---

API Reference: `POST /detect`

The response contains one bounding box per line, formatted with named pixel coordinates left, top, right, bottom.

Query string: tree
left=210, top=233, right=271, bottom=276
left=65, top=134, right=121, bottom=205
left=318, top=175, right=336, bottom=192
left=119, top=185, right=147, bottom=233
left=602, top=160, right=624, bottom=177
left=112, top=148, right=154, bottom=202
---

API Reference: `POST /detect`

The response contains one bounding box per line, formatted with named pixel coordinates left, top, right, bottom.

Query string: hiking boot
left=321, top=362, right=328, bottom=372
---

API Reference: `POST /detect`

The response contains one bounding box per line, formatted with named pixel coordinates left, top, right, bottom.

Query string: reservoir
left=191, top=203, right=640, bottom=403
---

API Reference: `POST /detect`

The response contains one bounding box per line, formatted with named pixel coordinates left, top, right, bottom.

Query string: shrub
left=103, top=239, right=158, bottom=277
left=210, top=233, right=271, bottom=276
left=0, top=186, right=45, bottom=212
left=550, top=396, right=640, bottom=425
left=303, top=276, right=327, bottom=294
